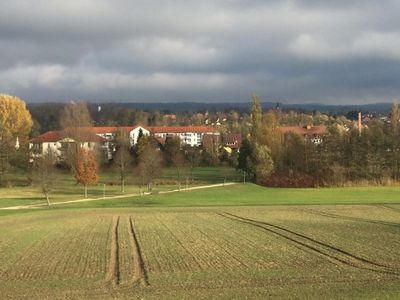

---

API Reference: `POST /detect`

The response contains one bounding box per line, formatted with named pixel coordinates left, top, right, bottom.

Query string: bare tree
left=59, top=101, right=93, bottom=171
left=137, top=143, right=163, bottom=192
left=164, top=136, right=185, bottom=190
left=184, top=146, right=201, bottom=183
left=32, top=150, right=57, bottom=206
left=113, top=129, right=132, bottom=193
left=202, top=133, right=221, bottom=166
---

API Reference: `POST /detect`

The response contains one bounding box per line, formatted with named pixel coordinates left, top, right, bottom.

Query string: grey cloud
left=0, top=0, right=399, bottom=104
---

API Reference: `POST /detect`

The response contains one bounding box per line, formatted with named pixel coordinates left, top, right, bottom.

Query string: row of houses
left=29, top=124, right=327, bottom=161
left=29, top=125, right=220, bottom=160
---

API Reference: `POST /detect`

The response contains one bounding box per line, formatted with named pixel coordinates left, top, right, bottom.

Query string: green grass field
left=0, top=167, right=241, bottom=208
left=47, top=183, right=400, bottom=210
left=1, top=181, right=400, bottom=299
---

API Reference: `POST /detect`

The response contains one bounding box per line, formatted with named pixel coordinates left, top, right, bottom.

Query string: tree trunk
left=84, top=185, right=87, bottom=198
left=45, top=193, right=51, bottom=207
left=177, top=168, right=181, bottom=191
left=121, top=178, right=125, bottom=193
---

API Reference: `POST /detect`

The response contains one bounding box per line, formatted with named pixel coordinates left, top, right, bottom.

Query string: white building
left=90, top=125, right=150, bottom=145
left=147, top=126, right=218, bottom=147
left=80, top=125, right=217, bottom=147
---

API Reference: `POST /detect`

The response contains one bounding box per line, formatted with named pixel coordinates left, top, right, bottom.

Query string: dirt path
left=0, top=182, right=237, bottom=210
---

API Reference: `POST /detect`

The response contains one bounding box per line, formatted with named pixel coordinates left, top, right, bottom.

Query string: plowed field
left=1, top=205, right=400, bottom=299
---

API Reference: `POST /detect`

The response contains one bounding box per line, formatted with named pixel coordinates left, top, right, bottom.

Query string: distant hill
left=28, top=101, right=393, bottom=114
left=118, top=102, right=392, bottom=114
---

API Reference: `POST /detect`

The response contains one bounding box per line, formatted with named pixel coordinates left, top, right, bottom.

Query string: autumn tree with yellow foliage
left=0, top=94, right=33, bottom=185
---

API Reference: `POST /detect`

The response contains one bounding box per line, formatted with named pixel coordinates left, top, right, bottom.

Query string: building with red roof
left=278, top=125, right=327, bottom=144
left=29, top=130, right=110, bottom=161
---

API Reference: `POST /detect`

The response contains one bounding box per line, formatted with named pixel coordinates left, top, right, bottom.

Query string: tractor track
left=302, top=209, right=400, bottom=229
left=218, top=212, right=400, bottom=276
left=377, top=204, right=400, bottom=213
left=129, top=216, right=149, bottom=286
left=107, top=216, right=121, bottom=285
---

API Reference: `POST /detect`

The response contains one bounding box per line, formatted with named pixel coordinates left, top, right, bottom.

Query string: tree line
left=238, top=95, right=400, bottom=187
left=3, top=92, right=400, bottom=203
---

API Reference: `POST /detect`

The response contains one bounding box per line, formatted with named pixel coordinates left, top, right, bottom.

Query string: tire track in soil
left=377, top=205, right=400, bottom=213
left=129, top=216, right=149, bottom=286
left=107, top=216, right=120, bottom=285
left=218, top=212, right=400, bottom=276
left=302, top=209, right=400, bottom=229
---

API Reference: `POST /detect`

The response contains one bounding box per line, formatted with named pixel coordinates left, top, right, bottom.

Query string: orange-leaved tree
left=75, top=148, right=98, bottom=198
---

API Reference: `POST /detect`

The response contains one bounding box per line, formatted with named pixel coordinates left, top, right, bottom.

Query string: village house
left=222, top=133, right=242, bottom=155
left=278, top=125, right=327, bottom=144
left=29, top=130, right=110, bottom=161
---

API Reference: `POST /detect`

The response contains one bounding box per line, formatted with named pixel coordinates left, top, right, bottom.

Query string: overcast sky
left=1, top=0, right=399, bottom=104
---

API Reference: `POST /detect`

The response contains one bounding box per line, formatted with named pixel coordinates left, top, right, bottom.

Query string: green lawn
left=45, top=183, right=400, bottom=210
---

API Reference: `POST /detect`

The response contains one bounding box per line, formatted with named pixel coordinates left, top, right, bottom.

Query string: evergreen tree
left=237, top=138, right=254, bottom=180
left=250, top=93, right=262, bottom=143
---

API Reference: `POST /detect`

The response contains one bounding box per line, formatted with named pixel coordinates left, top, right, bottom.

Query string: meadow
left=1, top=182, right=400, bottom=299
left=0, top=166, right=241, bottom=208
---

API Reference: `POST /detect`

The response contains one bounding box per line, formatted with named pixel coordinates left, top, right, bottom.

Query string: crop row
left=2, top=214, right=111, bottom=284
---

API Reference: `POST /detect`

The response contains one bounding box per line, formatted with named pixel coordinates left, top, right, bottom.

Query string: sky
left=0, top=0, right=399, bottom=104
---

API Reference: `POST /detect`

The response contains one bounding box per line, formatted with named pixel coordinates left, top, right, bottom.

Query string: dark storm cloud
left=0, top=0, right=399, bottom=103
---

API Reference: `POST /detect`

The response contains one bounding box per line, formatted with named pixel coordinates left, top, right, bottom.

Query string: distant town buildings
left=29, top=125, right=220, bottom=161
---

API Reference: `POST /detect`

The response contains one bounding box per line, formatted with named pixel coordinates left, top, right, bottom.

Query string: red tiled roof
left=278, top=126, right=327, bottom=136
left=148, top=126, right=215, bottom=134
left=223, top=133, right=242, bottom=144
left=30, top=131, right=62, bottom=143
left=223, top=133, right=242, bottom=149
left=31, top=130, right=108, bottom=143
